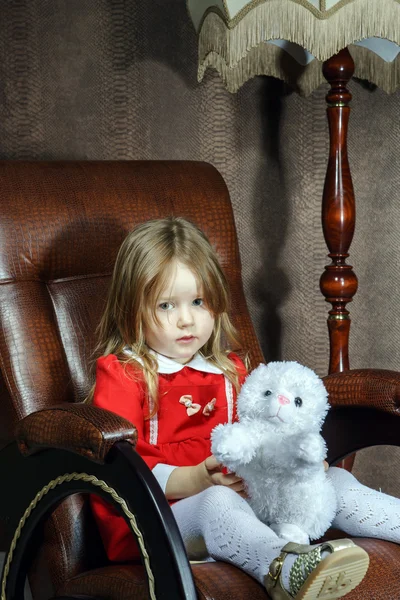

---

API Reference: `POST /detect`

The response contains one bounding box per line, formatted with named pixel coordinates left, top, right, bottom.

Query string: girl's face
left=144, top=261, right=215, bottom=364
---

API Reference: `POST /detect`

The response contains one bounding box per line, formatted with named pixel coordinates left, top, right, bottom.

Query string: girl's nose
left=277, top=394, right=290, bottom=406
left=178, top=307, right=194, bottom=326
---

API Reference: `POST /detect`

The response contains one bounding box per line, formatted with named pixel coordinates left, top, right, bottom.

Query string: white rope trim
left=224, top=377, right=234, bottom=424
left=149, top=397, right=159, bottom=445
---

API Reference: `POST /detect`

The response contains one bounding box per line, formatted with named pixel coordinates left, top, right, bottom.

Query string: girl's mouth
left=177, top=336, right=195, bottom=343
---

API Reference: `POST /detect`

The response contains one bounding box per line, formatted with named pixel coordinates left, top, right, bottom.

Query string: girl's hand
left=165, top=455, right=247, bottom=500
left=200, top=455, right=246, bottom=495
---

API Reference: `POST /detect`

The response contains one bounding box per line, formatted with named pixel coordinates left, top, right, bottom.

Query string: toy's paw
left=211, top=423, right=255, bottom=469
left=270, top=523, right=310, bottom=545
left=298, top=434, right=324, bottom=464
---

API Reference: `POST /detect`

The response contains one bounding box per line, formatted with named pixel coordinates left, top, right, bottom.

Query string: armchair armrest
left=15, top=404, right=137, bottom=463
left=323, top=368, right=400, bottom=415
left=322, top=369, right=400, bottom=464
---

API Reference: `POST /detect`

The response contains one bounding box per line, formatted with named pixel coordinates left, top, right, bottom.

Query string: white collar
left=123, top=347, right=223, bottom=375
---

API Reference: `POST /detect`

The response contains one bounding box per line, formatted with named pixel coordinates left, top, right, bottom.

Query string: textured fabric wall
left=0, top=0, right=399, bottom=493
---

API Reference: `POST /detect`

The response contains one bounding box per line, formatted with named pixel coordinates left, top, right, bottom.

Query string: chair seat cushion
left=59, top=538, right=400, bottom=600
left=59, top=562, right=266, bottom=600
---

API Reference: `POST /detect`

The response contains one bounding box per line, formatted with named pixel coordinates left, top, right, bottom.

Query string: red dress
left=91, top=352, right=247, bottom=562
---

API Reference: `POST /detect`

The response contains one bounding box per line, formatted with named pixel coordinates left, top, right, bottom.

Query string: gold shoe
left=264, top=539, right=369, bottom=600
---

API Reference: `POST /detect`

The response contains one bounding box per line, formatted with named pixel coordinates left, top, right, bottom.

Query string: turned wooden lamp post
left=187, top=0, right=400, bottom=375
left=321, top=48, right=357, bottom=375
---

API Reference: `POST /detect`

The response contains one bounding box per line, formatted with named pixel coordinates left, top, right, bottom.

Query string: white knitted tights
left=328, top=466, right=400, bottom=543
left=171, top=469, right=400, bottom=587
left=172, top=485, right=285, bottom=584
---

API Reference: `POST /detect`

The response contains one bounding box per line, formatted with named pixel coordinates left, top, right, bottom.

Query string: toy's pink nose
left=278, top=394, right=290, bottom=405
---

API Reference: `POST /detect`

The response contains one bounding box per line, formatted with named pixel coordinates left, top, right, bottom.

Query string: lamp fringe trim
left=198, top=44, right=400, bottom=95
left=197, top=0, right=400, bottom=83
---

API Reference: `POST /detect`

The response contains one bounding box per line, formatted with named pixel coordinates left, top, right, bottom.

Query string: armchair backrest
left=0, top=161, right=263, bottom=596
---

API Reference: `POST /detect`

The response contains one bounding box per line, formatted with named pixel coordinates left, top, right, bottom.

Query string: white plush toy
left=211, top=361, right=337, bottom=544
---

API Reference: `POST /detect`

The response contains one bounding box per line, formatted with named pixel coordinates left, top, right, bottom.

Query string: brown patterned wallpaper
left=0, top=0, right=399, bottom=493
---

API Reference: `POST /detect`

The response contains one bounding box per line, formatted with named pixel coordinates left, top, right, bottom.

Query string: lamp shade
left=187, top=0, right=400, bottom=94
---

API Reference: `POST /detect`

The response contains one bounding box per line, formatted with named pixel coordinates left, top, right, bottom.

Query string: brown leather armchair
left=0, top=160, right=399, bottom=600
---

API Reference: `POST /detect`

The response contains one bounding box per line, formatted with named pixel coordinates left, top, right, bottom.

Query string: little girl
left=90, top=217, right=400, bottom=600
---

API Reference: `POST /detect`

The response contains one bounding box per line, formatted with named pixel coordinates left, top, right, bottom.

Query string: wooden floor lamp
left=187, top=0, right=400, bottom=378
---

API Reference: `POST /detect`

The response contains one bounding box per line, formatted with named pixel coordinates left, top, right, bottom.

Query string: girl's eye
left=264, top=390, right=272, bottom=397
left=192, top=298, right=203, bottom=306
left=159, top=302, right=173, bottom=311
left=295, top=397, right=303, bottom=407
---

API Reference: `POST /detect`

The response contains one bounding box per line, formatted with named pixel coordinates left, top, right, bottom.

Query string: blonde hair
left=88, top=217, right=245, bottom=416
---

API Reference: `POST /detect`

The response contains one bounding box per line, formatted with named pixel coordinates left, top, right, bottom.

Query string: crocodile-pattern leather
left=58, top=537, right=400, bottom=600
left=60, top=562, right=267, bottom=600
left=324, top=369, right=400, bottom=413
left=15, top=404, right=137, bottom=463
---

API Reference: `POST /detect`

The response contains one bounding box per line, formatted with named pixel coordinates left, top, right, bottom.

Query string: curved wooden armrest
left=0, top=441, right=196, bottom=599
left=15, top=404, right=137, bottom=463
left=323, top=369, right=400, bottom=416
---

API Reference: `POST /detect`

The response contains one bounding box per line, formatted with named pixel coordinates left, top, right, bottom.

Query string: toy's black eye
left=264, top=390, right=272, bottom=397
left=294, top=397, right=303, bottom=407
